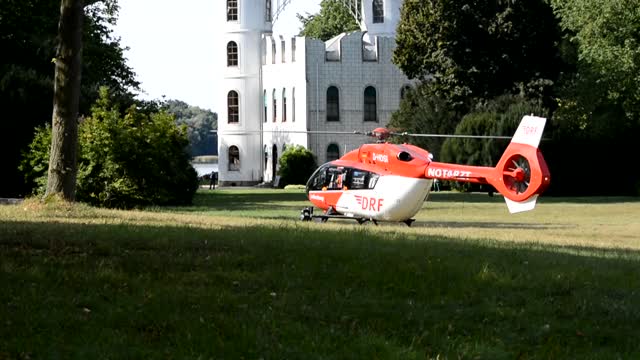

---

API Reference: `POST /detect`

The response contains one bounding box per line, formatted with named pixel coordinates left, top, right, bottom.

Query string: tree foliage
left=552, top=0, right=640, bottom=122
left=545, top=0, right=640, bottom=195
left=163, top=100, right=218, bottom=157
left=297, top=0, right=360, bottom=41
left=394, top=0, right=565, bottom=109
left=0, top=0, right=139, bottom=197
left=387, top=84, right=460, bottom=158
left=21, top=88, right=199, bottom=208
left=277, top=145, right=318, bottom=188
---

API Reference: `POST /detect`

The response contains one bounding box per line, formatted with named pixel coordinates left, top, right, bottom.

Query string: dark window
left=227, top=91, right=239, bottom=123
left=264, top=145, right=268, bottom=168
left=292, top=87, right=296, bottom=122
left=372, top=0, right=384, bottom=23
left=272, top=89, right=277, bottom=122
left=265, top=0, right=272, bottom=22
left=228, top=146, right=240, bottom=171
left=326, top=86, right=340, bottom=122
left=263, top=90, right=267, bottom=123
left=327, top=143, right=340, bottom=161
left=282, top=88, right=287, bottom=122
left=227, top=0, right=238, bottom=21
left=227, top=41, right=238, bottom=67
left=364, top=86, right=377, bottom=122
left=401, top=85, right=412, bottom=100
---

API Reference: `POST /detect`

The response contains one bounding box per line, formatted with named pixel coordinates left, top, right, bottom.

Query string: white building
left=217, top=0, right=411, bottom=186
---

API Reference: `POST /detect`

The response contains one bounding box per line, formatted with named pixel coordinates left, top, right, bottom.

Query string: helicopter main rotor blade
left=210, top=130, right=364, bottom=135
left=395, top=132, right=513, bottom=140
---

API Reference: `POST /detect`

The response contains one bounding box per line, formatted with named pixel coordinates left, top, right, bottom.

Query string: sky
left=114, top=0, right=320, bottom=112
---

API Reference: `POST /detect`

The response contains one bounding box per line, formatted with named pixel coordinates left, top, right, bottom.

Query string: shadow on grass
left=427, top=192, right=640, bottom=204
left=192, top=189, right=639, bottom=210
left=1, top=219, right=639, bottom=359
left=414, top=220, right=574, bottom=230
left=184, top=189, right=308, bottom=212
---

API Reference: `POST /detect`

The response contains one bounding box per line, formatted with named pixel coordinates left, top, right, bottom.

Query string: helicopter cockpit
left=306, top=164, right=380, bottom=193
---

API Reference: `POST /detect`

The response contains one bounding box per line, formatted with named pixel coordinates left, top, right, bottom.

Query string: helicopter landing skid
left=300, top=206, right=369, bottom=224
left=300, top=207, right=414, bottom=227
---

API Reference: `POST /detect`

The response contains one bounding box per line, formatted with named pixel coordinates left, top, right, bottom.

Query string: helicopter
left=299, top=115, right=551, bottom=225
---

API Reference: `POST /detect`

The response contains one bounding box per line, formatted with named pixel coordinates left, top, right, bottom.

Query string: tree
left=0, top=0, right=139, bottom=198
left=297, top=0, right=360, bottom=41
left=546, top=0, right=640, bottom=195
left=393, top=0, right=565, bottom=110
left=278, top=146, right=318, bottom=188
left=163, top=100, right=218, bottom=157
left=45, top=0, right=85, bottom=201
left=552, top=0, right=640, bottom=122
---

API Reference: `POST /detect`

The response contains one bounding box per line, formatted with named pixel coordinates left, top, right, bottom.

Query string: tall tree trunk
left=45, top=0, right=84, bottom=201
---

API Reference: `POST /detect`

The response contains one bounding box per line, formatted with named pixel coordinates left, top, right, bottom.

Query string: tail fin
left=489, top=115, right=551, bottom=213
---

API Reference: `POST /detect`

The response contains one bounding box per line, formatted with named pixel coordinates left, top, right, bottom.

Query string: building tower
left=217, top=0, right=273, bottom=186
left=361, top=0, right=403, bottom=37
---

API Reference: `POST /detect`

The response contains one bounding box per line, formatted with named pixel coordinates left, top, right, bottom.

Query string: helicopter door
left=306, top=164, right=331, bottom=192
left=327, top=167, right=348, bottom=190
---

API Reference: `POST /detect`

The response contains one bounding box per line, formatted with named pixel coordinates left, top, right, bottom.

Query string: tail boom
left=424, top=115, right=551, bottom=210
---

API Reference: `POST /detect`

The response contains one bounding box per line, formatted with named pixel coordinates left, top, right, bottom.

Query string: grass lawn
left=1, top=190, right=639, bottom=359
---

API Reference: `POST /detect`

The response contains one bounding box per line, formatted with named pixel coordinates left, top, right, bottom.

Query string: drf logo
left=354, top=195, right=385, bottom=212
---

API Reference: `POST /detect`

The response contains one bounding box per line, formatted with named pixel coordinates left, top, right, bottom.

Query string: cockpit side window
left=307, top=165, right=381, bottom=192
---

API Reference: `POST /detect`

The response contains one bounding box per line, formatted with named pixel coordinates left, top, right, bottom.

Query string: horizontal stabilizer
left=504, top=195, right=538, bottom=214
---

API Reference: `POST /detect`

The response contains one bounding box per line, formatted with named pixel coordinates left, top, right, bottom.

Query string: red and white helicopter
left=300, top=115, right=551, bottom=225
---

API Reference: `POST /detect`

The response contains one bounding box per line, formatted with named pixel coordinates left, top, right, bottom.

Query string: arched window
left=227, top=90, right=239, bottom=123
left=227, top=0, right=238, bottom=21
left=272, top=89, right=277, bottom=122
left=372, top=0, right=384, bottom=23
left=292, top=87, right=296, bottom=122
left=282, top=88, right=287, bottom=122
left=326, top=86, right=340, bottom=122
left=263, top=90, right=267, bottom=123
left=400, top=85, right=412, bottom=100
left=228, top=145, right=240, bottom=171
left=265, top=0, right=272, bottom=22
left=364, top=86, right=377, bottom=122
left=227, top=41, right=238, bottom=67
left=327, top=143, right=340, bottom=162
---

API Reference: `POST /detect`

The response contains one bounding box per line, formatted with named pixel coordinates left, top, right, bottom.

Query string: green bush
left=20, top=88, right=199, bottom=208
left=277, top=145, right=317, bottom=188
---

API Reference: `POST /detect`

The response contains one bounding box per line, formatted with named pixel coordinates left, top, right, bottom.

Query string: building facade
left=217, top=0, right=410, bottom=186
